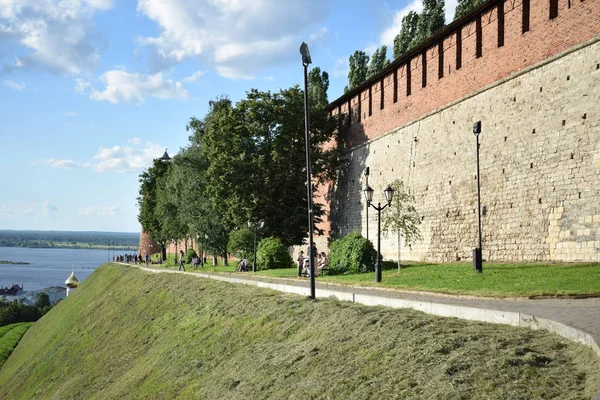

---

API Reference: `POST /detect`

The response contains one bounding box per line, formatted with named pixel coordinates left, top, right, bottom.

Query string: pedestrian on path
left=178, top=250, right=186, bottom=271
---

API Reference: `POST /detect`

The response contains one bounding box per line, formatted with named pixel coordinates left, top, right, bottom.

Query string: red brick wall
left=329, top=0, right=600, bottom=148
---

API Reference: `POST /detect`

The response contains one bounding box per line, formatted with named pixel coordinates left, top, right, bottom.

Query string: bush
left=328, top=232, right=377, bottom=275
left=256, top=237, right=293, bottom=270
left=184, top=249, right=198, bottom=263
left=228, top=229, right=254, bottom=259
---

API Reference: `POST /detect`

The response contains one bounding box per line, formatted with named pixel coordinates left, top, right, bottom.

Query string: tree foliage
left=138, top=71, right=340, bottom=254
left=381, top=180, right=422, bottom=272
left=328, top=232, right=376, bottom=275
left=308, top=67, right=329, bottom=107
left=367, top=46, right=390, bottom=79
left=413, top=0, right=446, bottom=46
left=344, top=50, right=369, bottom=93
left=393, top=11, right=420, bottom=59
left=454, top=0, right=484, bottom=20
left=255, top=237, right=294, bottom=270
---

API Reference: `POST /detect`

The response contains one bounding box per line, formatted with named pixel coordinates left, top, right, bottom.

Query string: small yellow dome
left=65, top=271, right=80, bottom=288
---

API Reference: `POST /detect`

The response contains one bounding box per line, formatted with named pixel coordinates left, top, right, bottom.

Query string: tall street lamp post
left=300, top=41, right=316, bottom=299
left=473, top=121, right=483, bottom=273
left=364, top=167, right=370, bottom=240
left=248, top=220, right=264, bottom=272
left=364, top=185, right=394, bottom=283
left=107, top=240, right=110, bottom=262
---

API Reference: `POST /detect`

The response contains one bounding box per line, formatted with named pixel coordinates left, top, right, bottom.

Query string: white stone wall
left=330, top=40, right=600, bottom=262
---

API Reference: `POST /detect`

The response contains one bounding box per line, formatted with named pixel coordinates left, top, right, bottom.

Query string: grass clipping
left=1, top=264, right=599, bottom=399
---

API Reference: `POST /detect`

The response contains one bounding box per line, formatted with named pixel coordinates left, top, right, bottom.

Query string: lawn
left=1, top=264, right=598, bottom=399
left=249, top=261, right=600, bottom=298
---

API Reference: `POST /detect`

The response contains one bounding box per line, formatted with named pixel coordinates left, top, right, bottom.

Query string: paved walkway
left=131, top=264, right=600, bottom=399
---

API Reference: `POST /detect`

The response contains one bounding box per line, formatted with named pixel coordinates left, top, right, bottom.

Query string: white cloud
left=64, top=111, right=78, bottom=117
left=380, top=0, right=424, bottom=49
left=136, top=0, right=332, bottom=79
left=183, top=70, right=204, bottom=82
left=89, top=70, right=188, bottom=104
left=77, top=205, right=119, bottom=217
left=331, top=57, right=349, bottom=77
left=310, top=27, right=327, bottom=41
left=44, top=158, right=80, bottom=169
left=42, top=200, right=58, bottom=215
left=40, top=141, right=168, bottom=173
left=0, top=0, right=114, bottom=76
left=2, top=79, right=25, bottom=91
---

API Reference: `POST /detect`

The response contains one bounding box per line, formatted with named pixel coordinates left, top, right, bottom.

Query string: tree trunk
left=212, top=255, right=217, bottom=266
left=397, top=233, right=402, bottom=274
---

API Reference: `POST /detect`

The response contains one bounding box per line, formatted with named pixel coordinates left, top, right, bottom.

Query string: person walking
left=178, top=250, right=186, bottom=271
left=297, top=251, right=305, bottom=277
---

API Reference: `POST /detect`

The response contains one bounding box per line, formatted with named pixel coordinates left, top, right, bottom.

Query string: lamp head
left=364, top=186, right=374, bottom=204
left=300, top=42, right=312, bottom=65
left=473, top=121, right=481, bottom=136
left=247, top=220, right=251, bottom=229
left=259, top=220, right=265, bottom=229
left=384, top=185, right=394, bottom=205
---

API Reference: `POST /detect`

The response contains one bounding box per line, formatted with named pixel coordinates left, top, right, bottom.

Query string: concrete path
left=130, top=264, right=600, bottom=399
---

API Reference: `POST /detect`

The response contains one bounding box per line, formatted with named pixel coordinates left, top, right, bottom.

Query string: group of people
left=297, top=243, right=328, bottom=277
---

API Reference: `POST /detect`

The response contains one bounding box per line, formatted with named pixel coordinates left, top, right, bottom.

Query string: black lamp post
left=364, top=185, right=394, bottom=282
left=107, top=240, right=110, bottom=262
left=248, top=220, right=264, bottom=272
left=473, top=121, right=483, bottom=273
left=364, top=167, right=370, bottom=240
left=300, top=41, right=316, bottom=299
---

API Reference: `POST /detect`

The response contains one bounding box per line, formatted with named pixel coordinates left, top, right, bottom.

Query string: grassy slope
left=1, top=264, right=599, bottom=399
left=0, top=323, right=33, bottom=369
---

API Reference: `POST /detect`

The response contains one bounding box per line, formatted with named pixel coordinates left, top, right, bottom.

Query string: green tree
left=454, top=0, right=484, bottom=20
left=381, top=180, right=422, bottom=272
left=393, top=11, right=420, bottom=58
left=366, top=46, right=390, bottom=79
left=345, top=50, right=369, bottom=92
left=228, top=228, right=254, bottom=259
left=137, top=156, right=172, bottom=260
left=308, top=67, right=329, bottom=107
left=412, top=0, right=446, bottom=47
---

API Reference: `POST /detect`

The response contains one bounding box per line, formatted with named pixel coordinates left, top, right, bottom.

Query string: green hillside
left=1, top=264, right=599, bottom=399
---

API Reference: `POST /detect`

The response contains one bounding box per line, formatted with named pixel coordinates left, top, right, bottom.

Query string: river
left=0, top=247, right=132, bottom=291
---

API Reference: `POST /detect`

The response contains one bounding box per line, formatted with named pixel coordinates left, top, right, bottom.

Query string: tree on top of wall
left=454, top=0, right=485, bottom=20
left=344, top=50, right=369, bottom=93
left=308, top=67, right=330, bottom=107
left=366, top=46, right=391, bottom=79
left=381, top=179, right=422, bottom=273
left=393, top=11, right=420, bottom=59
left=412, top=0, right=446, bottom=47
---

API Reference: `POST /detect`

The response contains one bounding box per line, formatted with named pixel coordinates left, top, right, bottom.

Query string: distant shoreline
left=0, top=245, right=138, bottom=251
left=0, top=260, right=31, bottom=265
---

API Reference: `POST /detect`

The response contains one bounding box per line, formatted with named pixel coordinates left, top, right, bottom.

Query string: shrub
left=328, top=232, right=377, bottom=275
left=228, top=229, right=254, bottom=259
left=256, top=237, right=293, bottom=270
left=184, top=249, right=198, bottom=264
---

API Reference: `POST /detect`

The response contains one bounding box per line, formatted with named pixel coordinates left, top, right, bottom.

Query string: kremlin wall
left=323, top=0, right=600, bottom=262
left=141, top=0, right=600, bottom=264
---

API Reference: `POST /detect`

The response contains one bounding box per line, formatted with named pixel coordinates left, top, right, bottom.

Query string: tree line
left=137, top=69, right=341, bottom=261
left=0, top=231, right=139, bottom=249
left=345, top=0, right=484, bottom=93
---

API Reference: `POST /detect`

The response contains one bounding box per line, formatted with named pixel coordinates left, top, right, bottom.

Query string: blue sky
left=0, top=0, right=457, bottom=233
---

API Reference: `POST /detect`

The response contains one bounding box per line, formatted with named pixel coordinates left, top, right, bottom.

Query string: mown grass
left=0, top=322, right=33, bottom=369
left=1, top=263, right=598, bottom=399
left=250, top=261, right=600, bottom=298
